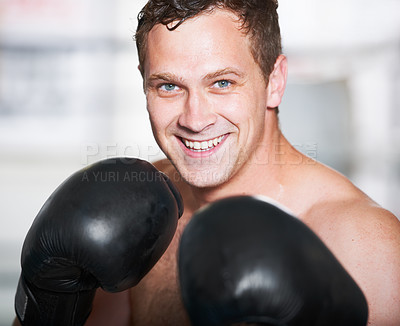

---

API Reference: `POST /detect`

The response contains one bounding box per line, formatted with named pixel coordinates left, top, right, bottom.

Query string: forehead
left=144, top=8, right=255, bottom=77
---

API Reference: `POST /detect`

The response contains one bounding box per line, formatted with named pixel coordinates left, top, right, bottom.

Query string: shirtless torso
left=11, top=2, right=400, bottom=326
left=85, top=136, right=400, bottom=326
left=121, top=7, right=400, bottom=325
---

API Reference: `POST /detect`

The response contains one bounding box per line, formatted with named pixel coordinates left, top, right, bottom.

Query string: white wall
left=0, top=0, right=399, bottom=324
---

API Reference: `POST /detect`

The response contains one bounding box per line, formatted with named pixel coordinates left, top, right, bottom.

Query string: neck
left=190, top=111, right=295, bottom=209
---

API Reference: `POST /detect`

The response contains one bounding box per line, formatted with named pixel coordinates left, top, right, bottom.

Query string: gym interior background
left=0, top=0, right=399, bottom=324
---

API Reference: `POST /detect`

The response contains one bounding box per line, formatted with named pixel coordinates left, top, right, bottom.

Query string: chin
left=176, top=165, right=233, bottom=189
left=165, top=143, right=240, bottom=188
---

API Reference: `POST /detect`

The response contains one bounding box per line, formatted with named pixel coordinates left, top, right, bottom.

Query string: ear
left=266, top=55, right=288, bottom=108
left=138, top=65, right=146, bottom=92
left=138, top=64, right=144, bottom=76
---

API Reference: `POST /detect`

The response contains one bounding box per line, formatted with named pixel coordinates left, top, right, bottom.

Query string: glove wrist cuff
left=15, top=275, right=96, bottom=326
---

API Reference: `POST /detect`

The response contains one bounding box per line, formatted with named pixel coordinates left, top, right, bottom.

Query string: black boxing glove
left=15, top=157, right=183, bottom=326
left=178, top=196, right=368, bottom=326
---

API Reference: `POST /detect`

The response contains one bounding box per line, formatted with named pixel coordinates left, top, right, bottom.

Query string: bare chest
left=129, top=217, right=192, bottom=326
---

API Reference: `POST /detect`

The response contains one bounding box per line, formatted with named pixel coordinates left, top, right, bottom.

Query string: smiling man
left=91, top=1, right=400, bottom=325
left=12, top=1, right=400, bottom=326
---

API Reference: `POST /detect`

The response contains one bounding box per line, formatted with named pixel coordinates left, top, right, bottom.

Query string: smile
left=181, top=135, right=226, bottom=152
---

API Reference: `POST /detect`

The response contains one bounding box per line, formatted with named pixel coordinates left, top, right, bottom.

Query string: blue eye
left=161, top=83, right=177, bottom=91
left=215, top=80, right=231, bottom=88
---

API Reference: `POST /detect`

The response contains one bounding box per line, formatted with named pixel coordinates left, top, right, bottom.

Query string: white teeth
left=182, top=135, right=225, bottom=152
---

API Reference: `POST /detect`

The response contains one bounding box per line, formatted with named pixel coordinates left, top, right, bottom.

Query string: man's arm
left=306, top=200, right=400, bottom=326
left=346, top=207, right=400, bottom=326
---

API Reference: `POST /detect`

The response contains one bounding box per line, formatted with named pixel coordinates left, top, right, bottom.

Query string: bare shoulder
left=300, top=163, right=400, bottom=244
left=301, top=164, right=400, bottom=325
left=305, top=192, right=400, bottom=262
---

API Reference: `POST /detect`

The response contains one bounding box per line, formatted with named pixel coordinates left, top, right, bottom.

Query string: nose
left=178, top=89, right=217, bottom=133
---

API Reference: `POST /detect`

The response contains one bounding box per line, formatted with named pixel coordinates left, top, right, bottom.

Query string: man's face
left=143, top=9, right=272, bottom=188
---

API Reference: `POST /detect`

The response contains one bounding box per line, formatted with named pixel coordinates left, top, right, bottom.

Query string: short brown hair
left=135, top=0, right=282, bottom=83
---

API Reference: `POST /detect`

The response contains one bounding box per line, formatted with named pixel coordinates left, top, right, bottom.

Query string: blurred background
left=0, top=0, right=399, bottom=324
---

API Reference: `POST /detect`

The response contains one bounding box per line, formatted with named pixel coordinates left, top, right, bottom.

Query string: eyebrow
left=204, top=67, right=245, bottom=80
left=145, top=72, right=184, bottom=88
